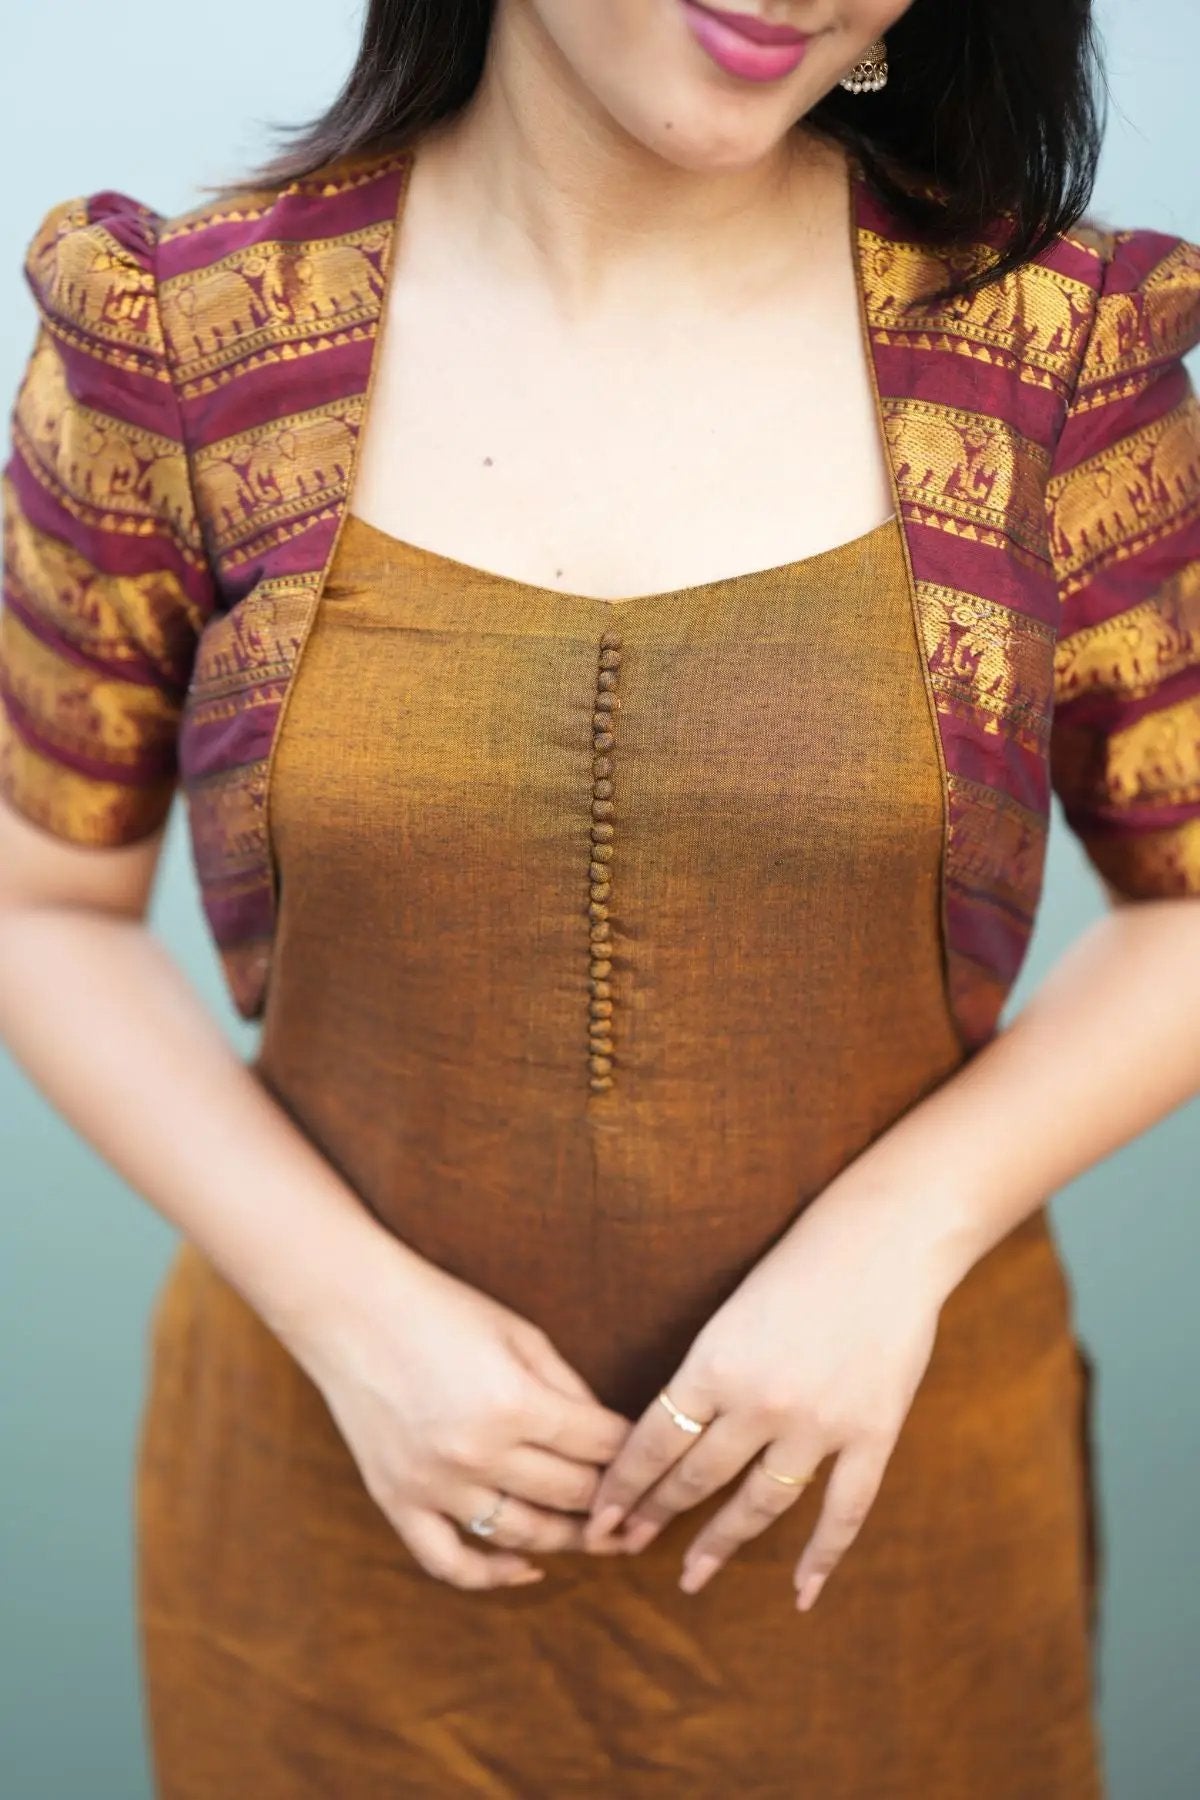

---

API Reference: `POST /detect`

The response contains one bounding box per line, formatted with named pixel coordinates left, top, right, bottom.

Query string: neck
left=415, top=0, right=840, bottom=307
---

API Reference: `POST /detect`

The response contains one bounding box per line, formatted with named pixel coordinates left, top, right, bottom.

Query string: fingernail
left=590, top=1504, right=625, bottom=1537
left=679, top=1554, right=719, bottom=1593
left=796, top=1574, right=824, bottom=1611
left=512, top=1567, right=545, bottom=1585
left=585, top=1534, right=627, bottom=1555
left=621, top=1518, right=660, bottom=1552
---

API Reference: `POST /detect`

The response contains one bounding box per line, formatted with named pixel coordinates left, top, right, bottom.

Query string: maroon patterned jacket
left=2, top=142, right=1198, bottom=1051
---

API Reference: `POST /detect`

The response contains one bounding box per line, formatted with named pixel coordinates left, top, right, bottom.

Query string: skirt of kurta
left=135, top=509, right=1105, bottom=1797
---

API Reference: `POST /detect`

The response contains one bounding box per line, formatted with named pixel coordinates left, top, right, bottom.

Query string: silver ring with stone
left=466, top=1493, right=508, bottom=1537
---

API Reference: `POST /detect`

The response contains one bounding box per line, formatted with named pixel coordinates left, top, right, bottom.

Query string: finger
left=584, top=1385, right=719, bottom=1542
left=499, top=1442, right=605, bottom=1514
left=673, top=1438, right=822, bottom=1590
left=530, top=1387, right=636, bottom=1467
left=510, top=1322, right=602, bottom=1403
left=793, top=1438, right=890, bottom=1610
left=401, top=1508, right=545, bottom=1591
left=453, top=1483, right=597, bottom=1556
left=612, top=1414, right=766, bottom=1549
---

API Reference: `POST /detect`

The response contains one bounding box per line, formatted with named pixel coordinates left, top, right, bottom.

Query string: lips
left=693, top=4, right=808, bottom=45
left=679, top=2, right=811, bottom=84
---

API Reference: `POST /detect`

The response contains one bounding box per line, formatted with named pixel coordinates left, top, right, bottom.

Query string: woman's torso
left=256, top=506, right=987, bottom=1419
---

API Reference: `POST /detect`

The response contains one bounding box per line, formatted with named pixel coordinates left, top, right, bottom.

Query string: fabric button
left=586, top=631, right=623, bottom=1092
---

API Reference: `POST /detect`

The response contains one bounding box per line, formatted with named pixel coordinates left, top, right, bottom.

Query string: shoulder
left=856, top=178, right=1200, bottom=407
left=1061, top=219, right=1200, bottom=407
left=116, top=146, right=411, bottom=391
left=151, top=142, right=414, bottom=282
left=17, top=143, right=412, bottom=343
left=18, top=188, right=169, bottom=373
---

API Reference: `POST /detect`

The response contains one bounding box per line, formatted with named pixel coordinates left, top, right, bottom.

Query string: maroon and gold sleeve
left=0, top=190, right=216, bottom=847
left=1046, top=226, right=1200, bottom=899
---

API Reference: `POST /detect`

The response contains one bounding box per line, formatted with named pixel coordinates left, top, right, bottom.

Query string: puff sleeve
left=0, top=190, right=216, bottom=846
left=1046, top=225, right=1200, bottom=899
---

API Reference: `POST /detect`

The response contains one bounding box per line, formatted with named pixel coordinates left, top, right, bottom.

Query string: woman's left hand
left=581, top=1168, right=972, bottom=1609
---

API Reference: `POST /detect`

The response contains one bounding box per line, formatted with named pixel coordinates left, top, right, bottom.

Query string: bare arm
left=0, top=798, right=420, bottom=1340
left=0, top=795, right=631, bottom=1588
left=583, top=884, right=1200, bottom=1601
left=854, top=885, right=1200, bottom=1295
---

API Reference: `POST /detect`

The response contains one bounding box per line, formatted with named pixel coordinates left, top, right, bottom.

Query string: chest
left=170, top=149, right=1085, bottom=1045
left=347, top=217, right=895, bottom=598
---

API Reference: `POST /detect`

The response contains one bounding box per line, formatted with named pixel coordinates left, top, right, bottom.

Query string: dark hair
left=204, top=0, right=1106, bottom=298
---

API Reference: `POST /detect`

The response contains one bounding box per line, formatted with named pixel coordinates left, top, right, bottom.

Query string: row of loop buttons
left=588, top=631, right=622, bottom=1091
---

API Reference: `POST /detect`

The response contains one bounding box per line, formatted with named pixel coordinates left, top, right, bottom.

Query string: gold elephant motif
left=917, top=582, right=1055, bottom=746
left=885, top=400, right=1048, bottom=550
left=1048, top=395, right=1200, bottom=578
left=262, top=236, right=384, bottom=327
left=1055, top=560, right=1200, bottom=703
left=860, top=228, right=1094, bottom=382
left=164, top=264, right=268, bottom=368
left=163, top=227, right=387, bottom=376
left=1084, top=240, right=1200, bottom=379
left=16, top=335, right=195, bottom=533
left=187, top=582, right=316, bottom=699
left=196, top=404, right=360, bottom=555
left=949, top=773, right=1047, bottom=910
left=27, top=204, right=162, bottom=357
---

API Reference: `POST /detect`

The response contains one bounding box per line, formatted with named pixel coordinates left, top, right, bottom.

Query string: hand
left=281, top=1232, right=635, bottom=1591
left=581, top=1174, right=962, bottom=1608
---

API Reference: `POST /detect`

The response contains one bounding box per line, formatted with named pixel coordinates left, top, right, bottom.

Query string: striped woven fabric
left=2, top=142, right=1198, bottom=1050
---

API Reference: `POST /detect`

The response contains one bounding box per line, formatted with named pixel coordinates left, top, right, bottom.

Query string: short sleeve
left=1046, top=225, right=1200, bottom=899
left=0, top=189, right=216, bottom=846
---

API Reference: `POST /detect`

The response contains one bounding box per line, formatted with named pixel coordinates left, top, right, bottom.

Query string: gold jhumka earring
left=839, top=38, right=888, bottom=93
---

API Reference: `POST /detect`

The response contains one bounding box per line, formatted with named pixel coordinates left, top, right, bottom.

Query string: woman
left=1, top=0, right=1198, bottom=1793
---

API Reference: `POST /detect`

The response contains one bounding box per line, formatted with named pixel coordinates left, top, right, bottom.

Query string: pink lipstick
left=679, top=2, right=811, bottom=83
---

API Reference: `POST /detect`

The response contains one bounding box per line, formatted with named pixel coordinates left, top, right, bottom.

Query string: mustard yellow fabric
left=136, top=511, right=1103, bottom=1796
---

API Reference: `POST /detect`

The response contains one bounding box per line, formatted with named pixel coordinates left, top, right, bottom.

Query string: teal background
left=1, top=3, right=1196, bottom=1794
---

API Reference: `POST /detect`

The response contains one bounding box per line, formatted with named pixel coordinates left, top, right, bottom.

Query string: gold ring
left=758, top=1460, right=813, bottom=1489
left=657, top=1388, right=708, bottom=1435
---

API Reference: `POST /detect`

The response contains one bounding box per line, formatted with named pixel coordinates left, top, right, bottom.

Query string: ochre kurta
left=135, top=508, right=1104, bottom=1796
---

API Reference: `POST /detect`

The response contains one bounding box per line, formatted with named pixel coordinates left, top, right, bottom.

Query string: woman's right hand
left=278, top=1233, right=634, bottom=1590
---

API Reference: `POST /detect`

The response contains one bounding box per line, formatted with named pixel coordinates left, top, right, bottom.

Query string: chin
left=624, top=99, right=803, bottom=172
